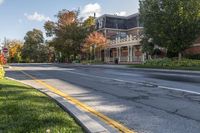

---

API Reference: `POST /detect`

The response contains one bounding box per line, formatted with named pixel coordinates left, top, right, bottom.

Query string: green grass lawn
left=0, top=78, right=83, bottom=133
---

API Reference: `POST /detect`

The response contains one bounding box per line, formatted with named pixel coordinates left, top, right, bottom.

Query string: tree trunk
left=99, top=49, right=101, bottom=61
left=178, top=52, right=182, bottom=60
left=93, top=47, right=96, bottom=60
left=74, top=53, right=76, bottom=61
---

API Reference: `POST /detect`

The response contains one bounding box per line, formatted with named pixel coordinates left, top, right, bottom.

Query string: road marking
left=13, top=67, right=136, bottom=133
left=158, top=86, right=200, bottom=95
left=61, top=70, right=152, bottom=86
left=61, top=69, right=200, bottom=95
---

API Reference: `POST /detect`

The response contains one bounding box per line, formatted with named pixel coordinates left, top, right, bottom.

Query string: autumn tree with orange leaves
left=83, top=31, right=107, bottom=60
left=57, top=10, right=78, bottom=26
left=7, top=40, right=23, bottom=63
left=0, top=53, right=6, bottom=65
left=44, top=10, right=87, bottom=62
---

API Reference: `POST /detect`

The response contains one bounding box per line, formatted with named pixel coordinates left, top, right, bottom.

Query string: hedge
left=144, top=58, right=200, bottom=68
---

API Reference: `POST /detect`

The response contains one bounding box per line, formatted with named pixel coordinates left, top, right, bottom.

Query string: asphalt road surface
left=6, top=64, right=200, bottom=133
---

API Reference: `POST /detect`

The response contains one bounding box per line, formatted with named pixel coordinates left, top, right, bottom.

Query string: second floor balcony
left=107, top=34, right=141, bottom=48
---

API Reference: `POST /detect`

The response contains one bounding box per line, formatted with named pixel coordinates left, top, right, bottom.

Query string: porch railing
left=108, top=35, right=141, bottom=45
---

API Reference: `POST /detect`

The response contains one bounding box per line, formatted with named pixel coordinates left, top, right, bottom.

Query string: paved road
left=6, top=64, right=200, bottom=133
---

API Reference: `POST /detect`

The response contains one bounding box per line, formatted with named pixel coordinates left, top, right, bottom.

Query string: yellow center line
left=13, top=67, right=137, bottom=133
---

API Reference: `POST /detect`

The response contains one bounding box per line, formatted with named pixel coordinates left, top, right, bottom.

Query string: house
left=96, top=13, right=145, bottom=64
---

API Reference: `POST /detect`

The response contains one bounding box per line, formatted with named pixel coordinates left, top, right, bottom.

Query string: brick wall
left=184, top=46, right=200, bottom=55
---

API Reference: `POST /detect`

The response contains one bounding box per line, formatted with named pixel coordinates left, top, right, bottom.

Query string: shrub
left=81, top=60, right=104, bottom=65
left=0, top=66, right=5, bottom=79
left=144, top=58, right=200, bottom=68
left=0, top=54, right=6, bottom=79
left=185, top=54, right=200, bottom=60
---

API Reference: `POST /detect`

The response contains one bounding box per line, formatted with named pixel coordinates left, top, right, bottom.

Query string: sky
left=0, top=0, right=139, bottom=43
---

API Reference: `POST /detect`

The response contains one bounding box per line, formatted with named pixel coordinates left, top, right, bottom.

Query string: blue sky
left=0, top=0, right=139, bottom=42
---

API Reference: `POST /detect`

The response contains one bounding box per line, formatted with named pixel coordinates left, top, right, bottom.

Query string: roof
left=96, top=13, right=139, bottom=20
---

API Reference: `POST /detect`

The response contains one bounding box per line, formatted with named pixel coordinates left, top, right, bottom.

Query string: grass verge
left=0, top=78, right=83, bottom=133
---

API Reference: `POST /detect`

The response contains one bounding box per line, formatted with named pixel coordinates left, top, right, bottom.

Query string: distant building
left=184, top=37, right=200, bottom=56
left=96, top=13, right=145, bottom=64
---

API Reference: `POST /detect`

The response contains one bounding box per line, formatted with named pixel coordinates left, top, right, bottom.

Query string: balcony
left=107, top=35, right=141, bottom=47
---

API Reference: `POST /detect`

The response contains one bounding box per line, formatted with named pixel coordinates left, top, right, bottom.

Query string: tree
left=44, top=21, right=56, bottom=37
left=7, top=40, right=23, bottom=63
left=139, top=0, right=200, bottom=59
left=57, top=10, right=78, bottom=26
left=141, top=36, right=154, bottom=59
left=44, top=10, right=88, bottom=62
left=22, top=29, right=46, bottom=62
left=0, top=53, right=6, bottom=65
left=83, top=31, right=107, bottom=60
left=83, top=16, right=96, bottom=32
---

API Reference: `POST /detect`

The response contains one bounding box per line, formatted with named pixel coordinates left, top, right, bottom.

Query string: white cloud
left=81, top=3, right=102, bottom=18
left=0, top=0, right=4, bottom=5
left=24, top=12, right=51, bottom=22
left=115, top=11, right=127, bottom=16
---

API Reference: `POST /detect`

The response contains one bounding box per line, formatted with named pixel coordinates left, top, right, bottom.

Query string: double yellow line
left=16, top=68, right=136, bottom=133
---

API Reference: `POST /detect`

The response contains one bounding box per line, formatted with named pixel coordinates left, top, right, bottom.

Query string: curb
left=6, top=77, right=109, bottom=133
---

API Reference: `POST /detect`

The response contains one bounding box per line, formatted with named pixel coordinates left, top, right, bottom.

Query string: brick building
left=96, top=13, right=145, bottom=63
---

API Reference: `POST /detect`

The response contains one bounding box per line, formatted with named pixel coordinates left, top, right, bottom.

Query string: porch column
left=116, top=47, right=119, bottom=58
left=132, top=46, right=135, bottom=62
left=119, top=47, right=121, bottom=62
left=130, top=45, right=133, bottom=62
left=142, top=53, right=145, bottom=62
left=127, top=46, right=130, bottom=62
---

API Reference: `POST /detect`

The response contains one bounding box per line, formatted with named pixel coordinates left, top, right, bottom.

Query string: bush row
left=144, top=58, right=200, bottom=67
left=185, top=54, right=200, bottom=60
